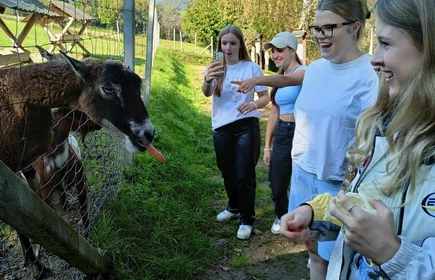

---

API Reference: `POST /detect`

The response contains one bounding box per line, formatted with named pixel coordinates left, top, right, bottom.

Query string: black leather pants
left=213, top=117, right=260, bottom=226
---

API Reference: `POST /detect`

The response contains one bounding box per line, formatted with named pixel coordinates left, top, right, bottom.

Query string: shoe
left=307, top=258, right=311, bottom=269
left=271, top=217, right=281, bottom=235
left=237, top=225, right=253, bottom=240
left=216, top=210, right=239, bottom=222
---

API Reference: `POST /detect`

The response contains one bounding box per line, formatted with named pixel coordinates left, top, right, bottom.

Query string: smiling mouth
left=384, top=71, right=394, bottom=81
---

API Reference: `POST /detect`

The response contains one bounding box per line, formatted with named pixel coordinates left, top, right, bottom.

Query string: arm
left=201, top=79, right=215, bottom=97
left=201, top=62, right=224, bottom=97
left=263, top=104, right=279, bottom=167
left=233, top=70, right=305, bottom=94
left=254, top=90, right=270, bottom=109
left=374, top=236, right=435, bottom=279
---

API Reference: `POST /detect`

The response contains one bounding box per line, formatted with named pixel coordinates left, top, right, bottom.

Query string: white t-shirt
left=292, top=54, right=379, bottom=181
left=211, top=61, right=268, bottom=130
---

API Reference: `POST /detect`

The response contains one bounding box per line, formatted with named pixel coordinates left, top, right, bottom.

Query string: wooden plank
left=0, top=161, right=113, bottom=274
left=15, top=13, right=36, bottom=46
left=0, top=17, right=17, bottom=44
left=0, top=48, right=30, bottom=66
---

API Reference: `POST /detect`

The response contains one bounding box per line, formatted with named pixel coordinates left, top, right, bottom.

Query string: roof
left=49, top=0, right=94, bottom=21
left=0, top=0, right=59, bottom=17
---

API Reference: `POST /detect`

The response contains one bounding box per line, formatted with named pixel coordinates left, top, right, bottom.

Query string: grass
left=89, top=48, right=225, bottom=279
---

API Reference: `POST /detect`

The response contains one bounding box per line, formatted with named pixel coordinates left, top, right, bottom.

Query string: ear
left=352, top=21, right=361, bottom=35
left=36, top=46, right=53, bottom=60
left=59, top=51, right=88, bottom=79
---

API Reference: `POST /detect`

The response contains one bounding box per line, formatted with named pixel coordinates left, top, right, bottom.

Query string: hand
left=237, top=101, right=256, bottom=115
left=205, top=62, right=224, bottom=83
left=280, top=205, right=313, bottom=244
left=263, top=150, right=271, bottom=168
left=329, top=190, right=401, bottom=265
left=231, top=77, right=257, bottom=93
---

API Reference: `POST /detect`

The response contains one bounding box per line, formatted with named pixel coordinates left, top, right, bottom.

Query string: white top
left=292, top=54, right=379, bottom=181
left=212, top=61, right=268, bottom=130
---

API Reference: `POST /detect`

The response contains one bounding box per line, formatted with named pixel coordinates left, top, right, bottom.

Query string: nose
left=370, top=46, right=384, bottom=69
left=145, top=126, right=155, bottom=142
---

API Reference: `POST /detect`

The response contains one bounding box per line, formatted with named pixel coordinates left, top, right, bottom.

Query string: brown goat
left=0, top=53, right=160, bottom=279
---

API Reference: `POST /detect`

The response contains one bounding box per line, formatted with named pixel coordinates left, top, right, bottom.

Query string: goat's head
left=59, top=52, right=157, bottom=155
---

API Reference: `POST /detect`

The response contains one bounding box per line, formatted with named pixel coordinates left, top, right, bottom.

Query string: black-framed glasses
left=308, top=21, right=356, bottom=38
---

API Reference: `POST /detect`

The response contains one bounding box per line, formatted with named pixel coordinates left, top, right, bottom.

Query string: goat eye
left=102, top=86, right=115, bottom=94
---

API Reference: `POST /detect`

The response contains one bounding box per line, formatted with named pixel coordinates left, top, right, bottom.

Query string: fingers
left=237, top=102, right=255, bottom=115
left=230, top=80, right=242, bottom=85
left=328, top=197, right=353, bottom=226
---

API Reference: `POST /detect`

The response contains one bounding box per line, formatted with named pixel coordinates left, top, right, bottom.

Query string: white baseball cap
left=264, top=31, right=298, bottom=51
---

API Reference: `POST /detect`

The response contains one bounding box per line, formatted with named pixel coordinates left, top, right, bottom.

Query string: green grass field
left=0, top=15, right=280, bottom=278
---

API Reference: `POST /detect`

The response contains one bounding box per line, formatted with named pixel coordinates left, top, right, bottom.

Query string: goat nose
left=145, top=127, right=155, bottom=141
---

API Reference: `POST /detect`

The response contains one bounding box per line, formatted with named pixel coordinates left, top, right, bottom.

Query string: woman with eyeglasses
left=281, top=0, right=435, bottom=278
left=232, top=0, right=378, bottom=279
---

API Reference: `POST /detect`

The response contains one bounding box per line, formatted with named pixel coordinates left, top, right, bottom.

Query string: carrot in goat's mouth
left=146, top=144, right=166, bottom=163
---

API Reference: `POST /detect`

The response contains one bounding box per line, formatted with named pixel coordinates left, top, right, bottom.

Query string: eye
left=102, top=86, right=115, bottom=94
left=323, top=25, right=334, bottom=31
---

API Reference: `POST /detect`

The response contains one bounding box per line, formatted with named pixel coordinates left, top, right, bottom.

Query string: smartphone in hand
left=213, top=51, right=224, bottom=64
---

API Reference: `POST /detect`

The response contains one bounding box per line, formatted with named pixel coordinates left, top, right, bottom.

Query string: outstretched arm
left=232, top=70, right=305, bottom=94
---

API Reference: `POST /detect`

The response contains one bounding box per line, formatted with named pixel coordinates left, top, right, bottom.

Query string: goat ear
left=36, top=46, right=53, bottom=60
left=59, top=51, right=88, bottom=79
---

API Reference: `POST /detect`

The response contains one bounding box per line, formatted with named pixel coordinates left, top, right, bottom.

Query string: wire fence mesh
left=0, top=0, right=155, bottom=278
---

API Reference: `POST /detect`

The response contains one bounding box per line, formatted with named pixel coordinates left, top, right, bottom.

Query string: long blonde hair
left=317, top=0, right=370, bottom=42
left=214, top=25, right=251, bottom=97
left=348, top=0, right=435, bottom=197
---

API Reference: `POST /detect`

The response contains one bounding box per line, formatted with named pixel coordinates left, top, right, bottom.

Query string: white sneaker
left=271, top=217, right=281, bottom=235
left=216, top=210, right=239, bottom=222
left=307, top=258, right=311, bottom=269
left=237, top=225, right=253, bottom=240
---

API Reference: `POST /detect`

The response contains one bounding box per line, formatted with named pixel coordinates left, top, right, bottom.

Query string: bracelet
left=250, top=101, right=257, bottom=109
left=263, top=148, right=271, bottom=151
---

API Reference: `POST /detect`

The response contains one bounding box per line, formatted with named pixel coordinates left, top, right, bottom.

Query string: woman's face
left=312, top=10, right=358, bottom=63
left=271, top=47, right=293, bottom=70
left=371, top=18, right=422, bottom=97
left=221, top=33, right=241, bottom=65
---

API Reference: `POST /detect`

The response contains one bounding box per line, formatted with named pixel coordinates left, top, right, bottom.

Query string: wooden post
left=179, top=31, right=182, bottom=51
left=173, top=28, right=175, bottom=50
left=144, top=0, right=155, bottom=102
left=0, top=161, right=112, bottom=274
left=211, top=36, right=213, bottom=57
left=264, top=51, right=269, bottom=71
left=194, top=33, right=197, bottom=53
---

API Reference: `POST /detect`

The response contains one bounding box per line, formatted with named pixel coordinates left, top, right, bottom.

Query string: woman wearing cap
left=232, top=0, right=378, bottom=279
left=262, top=31, right=307, bottom=235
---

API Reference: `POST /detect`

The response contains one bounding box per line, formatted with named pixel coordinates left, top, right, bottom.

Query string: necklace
left=284, top=64, right=300, bottom=75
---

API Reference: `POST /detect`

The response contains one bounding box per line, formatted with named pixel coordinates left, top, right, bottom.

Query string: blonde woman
left=281, top=0, right=435, bottom=278
left=202, top=25, right=269, bottom=240
left=233, top=0, right=378, bottom=278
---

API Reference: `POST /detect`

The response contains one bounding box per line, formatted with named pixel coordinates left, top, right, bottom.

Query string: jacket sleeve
left=374, top=236, right=435, bottom=279
left=307, top=194, right=343, bottom=242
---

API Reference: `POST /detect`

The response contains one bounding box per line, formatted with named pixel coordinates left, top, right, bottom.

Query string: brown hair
left=214, top=25, right=251, bottom=97
left=270, top=47, right=302, bottom=105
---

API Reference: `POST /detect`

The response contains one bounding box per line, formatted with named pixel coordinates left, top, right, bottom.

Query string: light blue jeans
left=288, top=162, right=342, bottom=261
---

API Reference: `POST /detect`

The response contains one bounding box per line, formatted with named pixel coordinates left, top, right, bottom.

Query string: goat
left=28, top=108, right=101, bottom=232
left=0, top=52, right=161, bottom=279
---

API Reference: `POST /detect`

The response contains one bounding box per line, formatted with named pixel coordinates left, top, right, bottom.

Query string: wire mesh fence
left=0, top=0, right=157, bottom=279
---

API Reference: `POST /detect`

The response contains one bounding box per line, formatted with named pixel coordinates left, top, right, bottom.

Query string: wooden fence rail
left=0, top=161, right=112, bottom=275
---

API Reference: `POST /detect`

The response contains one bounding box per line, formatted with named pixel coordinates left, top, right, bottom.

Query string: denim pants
left=289, top=163, right=342, bottom=261
left=268, top=119, right=295, bottom=219
left=213, top=117, right=261, bottom=226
